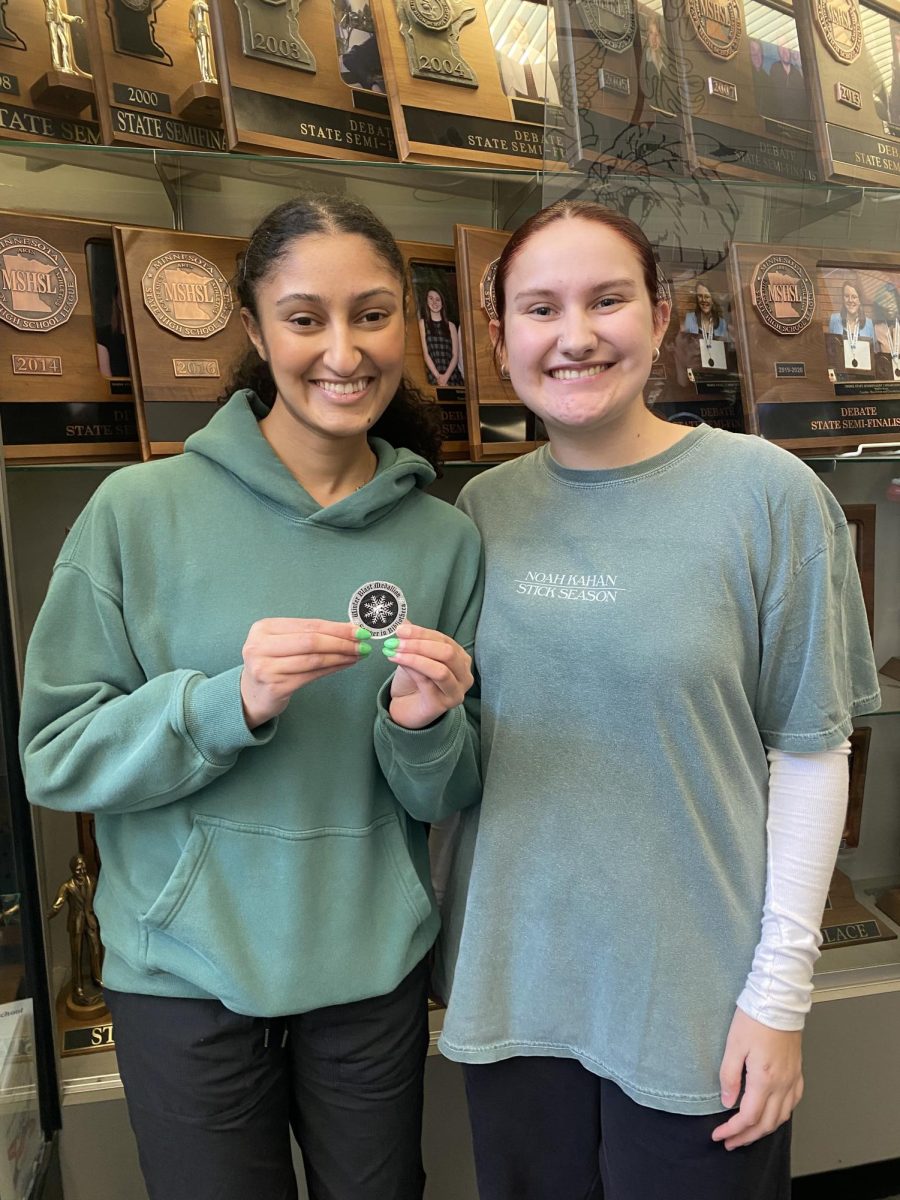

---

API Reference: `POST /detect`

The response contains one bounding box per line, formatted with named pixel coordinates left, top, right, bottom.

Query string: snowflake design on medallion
left=363, top=593, right=395, bottom=626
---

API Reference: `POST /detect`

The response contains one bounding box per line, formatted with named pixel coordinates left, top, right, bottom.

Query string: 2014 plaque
left=0, top=211, right=139, bottom=464
left=84, top=0, right=227, bottom=149
left=730, top=241, right=900, bottom=452
left=210, top=0, right=395, bottom=160
left=114, top=226, right=247, bottom=459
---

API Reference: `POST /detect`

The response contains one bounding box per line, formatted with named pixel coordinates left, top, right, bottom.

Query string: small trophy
left=48, top=854, right=108, bottom=1021
left=188, top=0, right=217, bottom=84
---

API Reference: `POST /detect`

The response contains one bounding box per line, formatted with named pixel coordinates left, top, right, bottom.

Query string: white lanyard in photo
left=890, top=318, right=900, bottom=379
left=700, top=317, right=727, bottom=370
left=843, top=318, right=871, bottom=371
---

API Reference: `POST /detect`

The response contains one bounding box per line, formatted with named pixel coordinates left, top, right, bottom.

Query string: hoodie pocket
left=139, top=813, right=434, bottom=1016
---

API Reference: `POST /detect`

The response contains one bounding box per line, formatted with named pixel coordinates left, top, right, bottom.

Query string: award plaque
left=665, top=0, right=817, bottom=182
left=729, top=242, right=900, bottom=451
left=112, top=226, right=247, bottom=458
left=821, top=868, right=896, bottom=948
left=0, top=210, right=140, bottom=463
left=795, top=0, right=900, bottom=185
left=372, top=0, right=567, bottom=166
left=645, top=253, right=746, bottom=431
left=399, top=242, right=470, bottom=459
left=454, top=223, right=544, bottom=460
left=0, top=0, right=99, bottom=147
left=84, top=0, right=228, bottom=150
left=552, top=0, right=687, bottom=173
left=209, top=0, right=397, bottom=160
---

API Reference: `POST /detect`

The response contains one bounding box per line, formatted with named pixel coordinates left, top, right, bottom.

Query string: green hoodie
left=20, top=391, right=482, bottom=1017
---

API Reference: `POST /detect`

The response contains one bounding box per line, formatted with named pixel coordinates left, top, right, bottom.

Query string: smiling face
left=492, top=217, right=668, bottom=441
left=843, top=282, right=861, bottom=317
left=241, top=232, right=405, bottom=446
left=696, top=283, right=713, bottom=314
left=426, top=288, right=444, bottom=316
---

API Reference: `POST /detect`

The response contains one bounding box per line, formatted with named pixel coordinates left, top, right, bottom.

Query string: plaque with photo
left=729, top=242, right=900, bottom=451
left=665, top=0, right=817, bottom=182
left=372, top=0, right=566, bottom=167
left=112, top=226, right=247, bottom=458
left=795, top=0, right=900, bottom=185
left=0, top=0, right=99, bottom=147
left=398, top=242, right=470, bottom=460
left=0, top=210, right=140, bottom=463
left=454, top=223, right=544, bottom=460
left=209, top=0, right=397, bottom=161
left=552, top=0, right=688, bottom=174
left=645, top=252, right=746, bottom=431
left=84, top=0, right=228, bottom=150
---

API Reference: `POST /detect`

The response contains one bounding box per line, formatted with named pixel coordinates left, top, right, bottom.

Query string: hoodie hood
left=184, top=390, right=436, bottom=530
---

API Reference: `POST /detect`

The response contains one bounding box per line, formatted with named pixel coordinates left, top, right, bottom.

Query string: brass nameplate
left=62, top=1021, right=114, bottom=1055
left=11, top=353, right=62, bottom=375
left=822, top=919, right=882, bottom=945
left=708, top=76, right=737, bottom=102
left=775, top=362, right=806, bottom=378
left=835, top=81, right=861, bottom=109
left=173, top=357, right=220, bottom=377
left=598, top=68, right=631, bottom=97
left=0, top=72, right=19, bottom=95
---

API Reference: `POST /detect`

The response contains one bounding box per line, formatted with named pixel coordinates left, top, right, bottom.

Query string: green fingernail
left=354, top=628, right=372, bottom=640
left=357, top=642, right=372, bottom=656
left=383, top=637, right=400, bottom=650
left=383, top=645, right=398, bottom=658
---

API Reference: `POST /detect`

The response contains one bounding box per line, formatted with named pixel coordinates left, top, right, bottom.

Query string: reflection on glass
left=638, top=5, right=676, bottom=115
left=85, top=240, right=131, bottom=381
left=486, top=0, right=560, bottom=105
left=411, top=262, right=465, bottom=390
left=745, top=0, right=810, bottom=130
left=861, top=4, right=900, bottom=131
left=332, top=0, right=385, bottom=93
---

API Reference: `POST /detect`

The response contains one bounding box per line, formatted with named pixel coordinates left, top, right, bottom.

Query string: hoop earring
left=651, top=346, right=660, bottom=363
left=499, top=362, right=510, bottom=380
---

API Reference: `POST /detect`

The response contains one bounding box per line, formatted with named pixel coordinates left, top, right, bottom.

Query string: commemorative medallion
left=686, top=0, right=742, bottom=60
left=141, top=251, right=233, bottom=338
left=0, top=234, right=78, bottom=332
left=813, top=0, right=862, bottom=65
left=751, top=254, right=816, bottom=336
left=578, top=0, right=637, bottom=55
left=349, top=581, right=408, bottom=639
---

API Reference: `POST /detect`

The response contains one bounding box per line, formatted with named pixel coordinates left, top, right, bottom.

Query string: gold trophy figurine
left=189, top=0, right=218, bottom=84
left=48, top=853, right=107, bottom=1019
left=43, top=0, right=90, bottom=77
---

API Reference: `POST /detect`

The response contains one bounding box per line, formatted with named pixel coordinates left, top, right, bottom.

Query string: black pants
left=105, top=959, right=429, bottom=1200
left=464, top=1056, right=791, bottom=1200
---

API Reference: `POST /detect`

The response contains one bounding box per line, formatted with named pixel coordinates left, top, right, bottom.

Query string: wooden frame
left=398, top=241, right=470, bottom=461
left=842, top=725, right=872, bottom=848
left=795, top=0, right=900, bottom=186
left=842, top=503, right=877, bottom=641
left=729, top=242, right=900, bottom=453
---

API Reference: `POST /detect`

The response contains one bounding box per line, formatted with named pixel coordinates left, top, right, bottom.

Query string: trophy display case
left=0, top=2, right=898, bottom=1189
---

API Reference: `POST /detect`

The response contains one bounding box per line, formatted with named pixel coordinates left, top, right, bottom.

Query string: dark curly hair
left=223, top=193, right=443, bottom=470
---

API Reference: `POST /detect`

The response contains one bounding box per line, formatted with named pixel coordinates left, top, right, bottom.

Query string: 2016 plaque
left=730, top=241, right=900, bottom=451
left=0, top=0, right=98, bottom=147
left=210, top=0, right=396, bottom=160
left=399, top=241, right=470, bottom=460
left=796, top=0, right=900, bottom=185
left=0, top=210, right=139, bottom=463
left=454, top=224, right=543, bottom=460
left=644, top=252, right=745, bottom=432
left=667, top=0, right=817, bottom=182
left=84, top=0, right=227, bottom=150
left=373, top=0, right=566, bottom=166
left=113, top=226, right=247, bottom=459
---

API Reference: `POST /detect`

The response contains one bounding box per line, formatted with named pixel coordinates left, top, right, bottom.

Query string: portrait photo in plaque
left=667, top=0, right=817, bottom=182
left=372, top=0, right=565, bottom=167
left=645, top=256, right=745, bottom=431
left=795, top=0, right=900, bottom=184
left=209, top=0, right=395, bottom=159
left=729, top=241, right=900, bottom=451
left=0, top=0, right=98, bottom=147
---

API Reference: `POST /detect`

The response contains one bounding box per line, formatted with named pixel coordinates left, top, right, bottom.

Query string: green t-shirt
left=437, top=426, right=880, bottom=1115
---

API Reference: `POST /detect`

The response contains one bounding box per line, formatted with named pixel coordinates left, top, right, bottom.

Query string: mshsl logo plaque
left=751, top=254, right=816, bottom=336
left=141, top=251, right=233, bottom=339
left=579, top=0, right=637, bottom=54
left=687, top=0, right=742, bottom=60
left=814, top=0, right=862, bottom=64
left=0, top=235, right=78, bottom=332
